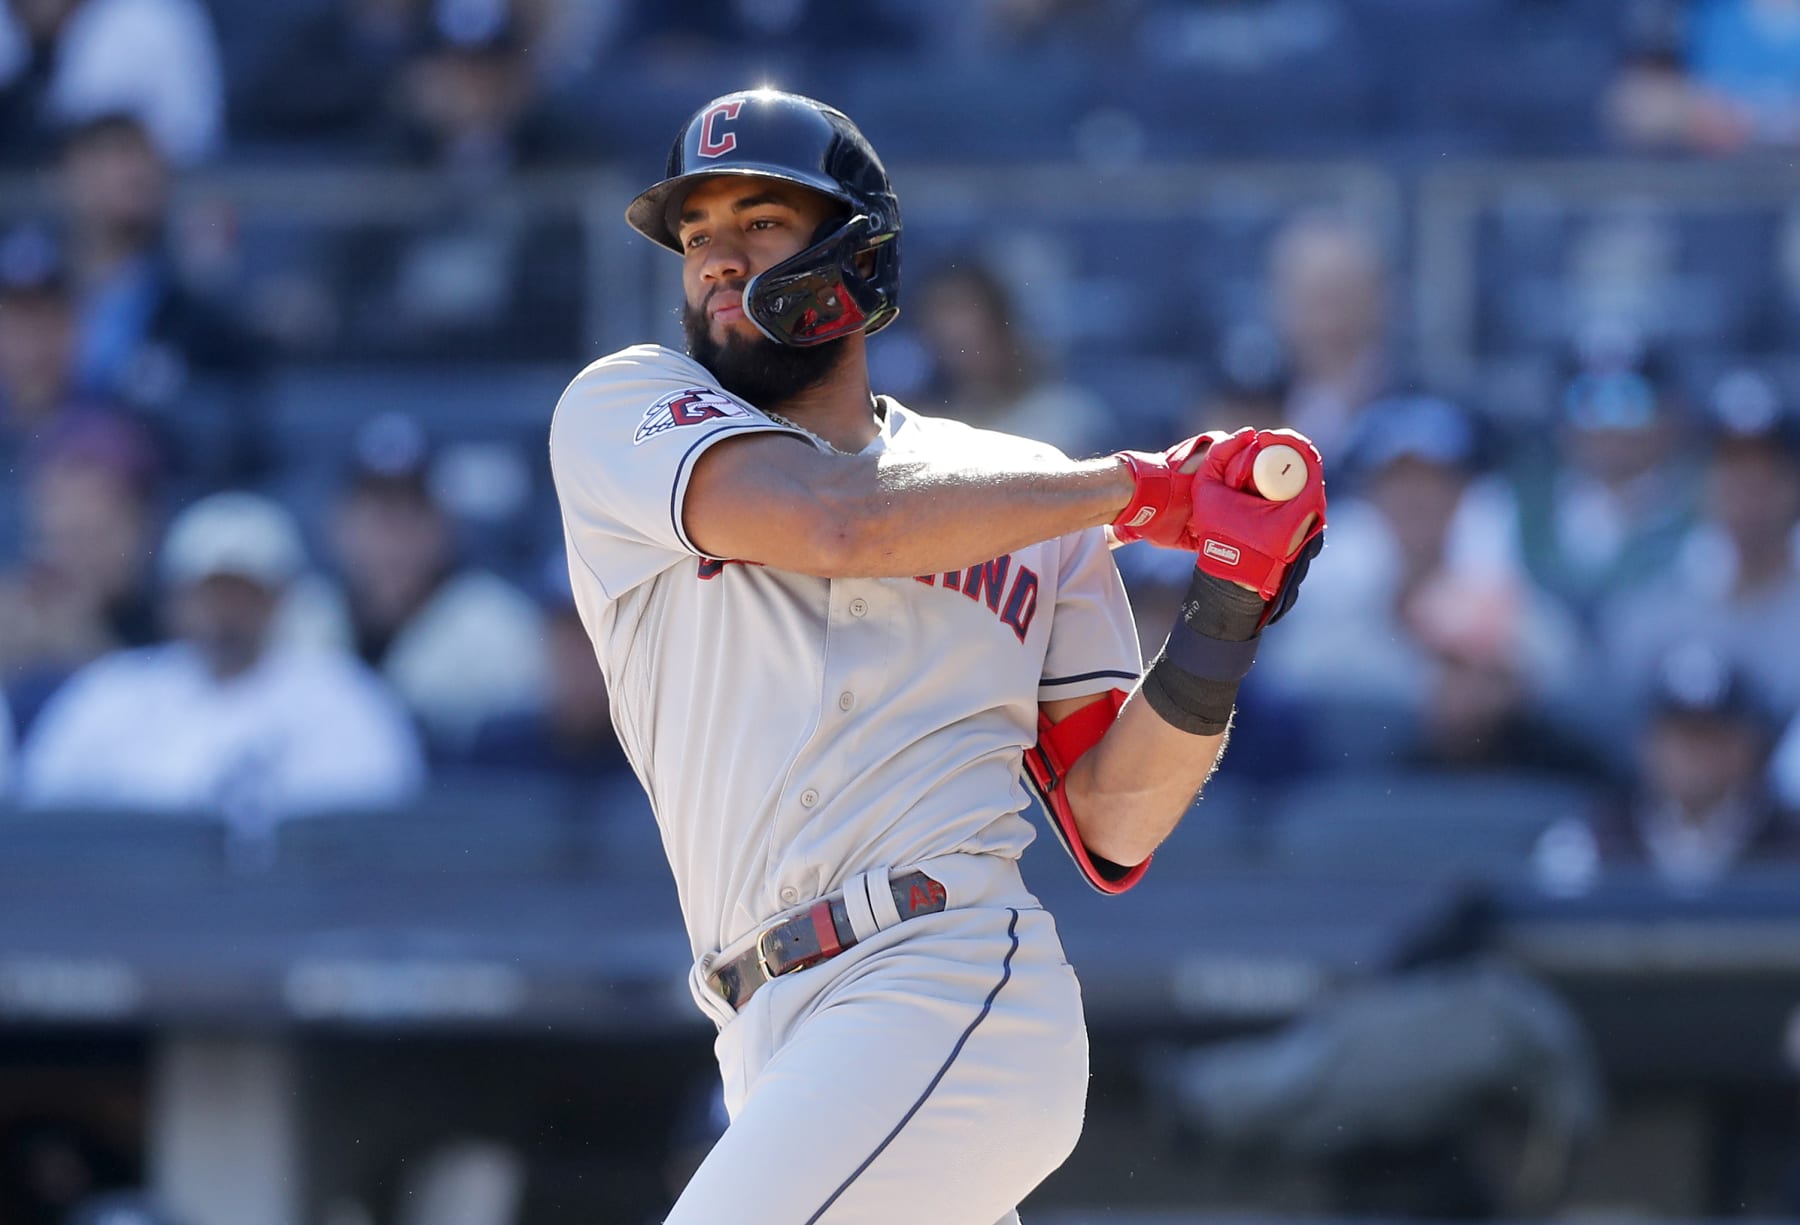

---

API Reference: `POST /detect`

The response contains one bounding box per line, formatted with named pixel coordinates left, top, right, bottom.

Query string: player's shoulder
left=556, top=344, right=717, bottom=416
left=550, top=344, right=769, bottom=454
left=572, top=343, right=715, bottom=386
left=880, top=397, right=1073, bottom=465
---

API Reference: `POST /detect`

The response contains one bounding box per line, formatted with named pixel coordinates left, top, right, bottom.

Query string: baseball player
left=549, top=89, right=1327, bottom=1225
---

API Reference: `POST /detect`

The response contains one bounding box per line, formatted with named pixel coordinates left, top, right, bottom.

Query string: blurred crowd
left=2, top=0, right=1800, bottom=1222
left=0, top=0, right=1795, bottom=876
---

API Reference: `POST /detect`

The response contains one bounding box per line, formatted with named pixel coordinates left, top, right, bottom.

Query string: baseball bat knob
left=1251, top=443, right=1307, bottom=502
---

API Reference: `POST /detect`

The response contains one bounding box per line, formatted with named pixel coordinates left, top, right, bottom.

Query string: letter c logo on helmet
left=696, top=101, right=744, bottom=159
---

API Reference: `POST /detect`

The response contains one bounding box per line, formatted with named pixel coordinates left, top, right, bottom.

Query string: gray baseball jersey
left=549, top=344, right=1140, bottom=964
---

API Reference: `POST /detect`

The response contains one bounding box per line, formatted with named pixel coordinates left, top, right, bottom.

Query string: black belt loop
left=707, top=870, right=946, bottom=1013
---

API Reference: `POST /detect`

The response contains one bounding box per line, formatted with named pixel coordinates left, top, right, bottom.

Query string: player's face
left=676, top=176, right=836, bottom=345
left=674, top=176, right=848, bottom=409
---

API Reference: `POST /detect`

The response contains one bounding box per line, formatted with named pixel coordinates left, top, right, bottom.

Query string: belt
left=707, top=870, right=947, bottom=1012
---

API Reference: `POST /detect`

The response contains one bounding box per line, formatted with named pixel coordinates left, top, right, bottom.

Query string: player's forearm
left=817, top=453, right=1134, bottom=578
left=1063, top=692, right=1228, bottom=867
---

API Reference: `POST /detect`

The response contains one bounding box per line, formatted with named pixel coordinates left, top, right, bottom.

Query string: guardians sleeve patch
left=634, top=387, right=752, bottom=445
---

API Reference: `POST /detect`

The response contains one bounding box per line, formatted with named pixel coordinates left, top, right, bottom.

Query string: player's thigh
left=667, top=907, right=1087, bottom=1225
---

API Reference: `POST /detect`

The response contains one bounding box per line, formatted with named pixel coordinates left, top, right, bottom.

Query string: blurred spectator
left=461, top=564, right=633, bottom=790
left=392, top=1137, right=523, bottom=1225
left=296, top=3, right=584, bottom=361
left=1002, top=0, right=1135, bottom=52
left=240, top=0, right=432, bottom=147
left=905, top=259, right=1113, bottom=455
left=0, top=225, right=90, bottom=445
left=0, top=412, right=162, bottom=729
left=1401, top=572, right=1616, bottom=785
left=1691, top=0, right=1800, bottom=144
left=1600, top=369, right=1800, bottom=719
left=1508, top=335, right=1701, bottom=619
left=0, top=1114, right=136, bottom=1225
left=306, top=414, right=547, bottom=755
left=389, top=1, right=572, bottom=176
left=1268, top=212, right=1392, bottom=458
left=243, top=0, right=587, bottom=147
left=1256, top=395, right=1573, bottom=715
left=1146, top=958, right=1601, bottom=1219
left=56, top=111, right=264, bottom=458
left=18, top=491, right=424, bottom=824
left=1775, top=703, right=1800, bottom=816
left=1609, top=0, right=1800, bottom=152
left=0, top=0, right=222, bottom=166
left=1194, top=324, right=1290, bottom=434
left=1604, top=0, right=1746, bottom=152
left=1537, top=643, right=1797, bottom=895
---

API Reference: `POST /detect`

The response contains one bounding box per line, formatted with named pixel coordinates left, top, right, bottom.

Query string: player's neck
left=769, top=352, right=880, bottom=454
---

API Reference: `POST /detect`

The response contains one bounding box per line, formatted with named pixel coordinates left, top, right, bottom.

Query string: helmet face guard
left=746, top=213, right=899, bottom=347
left=626, top=89, right=902, bottom=348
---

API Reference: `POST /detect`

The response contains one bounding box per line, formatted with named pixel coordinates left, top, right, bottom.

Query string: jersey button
left=800, top=789, right=819, bottom=808
left=838, top=690, right=855, bottom=711
left=849, top=598, right=868, bottom=617
left=779, top=886, right=800, bottom=906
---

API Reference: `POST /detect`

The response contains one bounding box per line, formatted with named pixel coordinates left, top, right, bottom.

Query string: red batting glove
left=1111, top=432, right=1226, bottom=547
left=1189, top=427, right=1328, bottom=600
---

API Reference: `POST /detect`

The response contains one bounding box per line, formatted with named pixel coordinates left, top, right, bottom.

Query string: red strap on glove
left=1188, top=427, right=1326, bottom=599
left=1110, top=432, right=1225, bottom=548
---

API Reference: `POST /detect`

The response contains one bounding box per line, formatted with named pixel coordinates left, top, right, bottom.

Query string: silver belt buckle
left=754, top=925, right=782, bottom=984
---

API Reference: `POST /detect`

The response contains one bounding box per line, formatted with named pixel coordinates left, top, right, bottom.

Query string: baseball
left=1251, top=443, right=1307, bottom=502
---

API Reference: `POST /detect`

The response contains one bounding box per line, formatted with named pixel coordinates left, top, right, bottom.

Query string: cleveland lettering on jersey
left=914, top=554, right=1041, bottom=642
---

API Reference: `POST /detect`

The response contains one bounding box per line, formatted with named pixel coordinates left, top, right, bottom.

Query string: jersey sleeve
left=549, top=346, right=812, bottom=601
left=1038, top=526, right=1142, bottom=703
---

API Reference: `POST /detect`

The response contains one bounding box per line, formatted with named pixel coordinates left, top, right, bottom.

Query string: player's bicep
left=683, top=431, right=866, bottom=574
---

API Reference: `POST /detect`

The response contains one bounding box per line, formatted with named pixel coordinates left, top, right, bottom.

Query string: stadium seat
left=1302, top=698, right=1421, bottom=774
left=271, top=782, right=596, bottom=879
left=1095, top=11, right=1378, bottom=158
left=1474, top=203, right=1788, bottom=360
left=1346, top=0, right=1620, bottom=156
left=843, top=56, right=1094, bottom=162
left=266, top=363, right=572, bottom=444
left=0, top=808, right=228, bottom=881
left=1267, top=770, right=1600, bottom=872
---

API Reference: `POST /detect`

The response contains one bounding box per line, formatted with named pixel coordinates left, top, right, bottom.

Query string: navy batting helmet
left=626, top=89, right=901, bottom=347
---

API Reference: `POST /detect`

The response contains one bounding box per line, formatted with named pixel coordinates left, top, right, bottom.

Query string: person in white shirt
left=18, top=491, right=425, bottom=826
left=308, top=413, right=547, bottom=754
left=0, top=0, right=222, bottom=165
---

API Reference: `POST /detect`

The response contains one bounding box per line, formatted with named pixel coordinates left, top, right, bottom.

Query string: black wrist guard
left=1141, top=570, right=1267, bottom=735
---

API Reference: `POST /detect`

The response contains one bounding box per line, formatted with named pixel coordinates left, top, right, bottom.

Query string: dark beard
left=682, top=295, right=845, bottom=412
